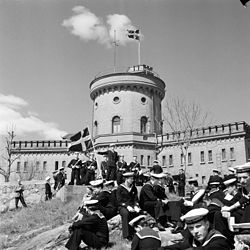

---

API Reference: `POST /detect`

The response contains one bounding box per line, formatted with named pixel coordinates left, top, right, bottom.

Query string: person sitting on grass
left=130, top=214, right=161, bottom=250
left=65, top=199, right=109, bottom=250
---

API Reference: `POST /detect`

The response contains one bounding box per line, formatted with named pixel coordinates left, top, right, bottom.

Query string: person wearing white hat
left=130, top=215, right=161, bottom=250
left=45, top=176, right=52, bottom=201
left=67, top=152, right=82, bottom=185
left=129, top=156, right=142, bottom=186
left=97, top=144, right=119, bottom=181
left=65, top=200, right=109, bottom=250
left=116, top=154, right=128, bottom=185
left=116, top=171, right=140, bottom=240
left=159, top=208, right=231, bottom=250
left=139, top=172, right=168, bottom=231
left=90, top=179, right=117, bottom=220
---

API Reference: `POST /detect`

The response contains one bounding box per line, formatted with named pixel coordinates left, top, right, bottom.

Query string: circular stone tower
left=90, top=65, right=165, bottom=165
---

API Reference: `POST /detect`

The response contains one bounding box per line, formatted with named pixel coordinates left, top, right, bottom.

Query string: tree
left=161, top=96, right=211, bottom=172
left=0, top=129, right=21, bottom=182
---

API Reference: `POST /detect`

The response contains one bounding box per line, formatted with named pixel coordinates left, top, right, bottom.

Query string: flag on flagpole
left=240, top=0, right=249, bottom=7
left=65, top=127, right=93, bottom=152
left=127, top=29, right=140, bottom=40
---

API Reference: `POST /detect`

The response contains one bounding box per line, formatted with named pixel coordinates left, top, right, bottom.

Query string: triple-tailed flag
left=63, top=127, right=93, bottom=152
left=127, top=29, right=140, bottom=40
left=240, top=0, right=249, bottom=7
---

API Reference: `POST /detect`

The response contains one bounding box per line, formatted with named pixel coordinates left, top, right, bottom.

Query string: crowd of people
left=13, top=143, right=250, bottom=250
left=63, top=143, right=250, bottom=250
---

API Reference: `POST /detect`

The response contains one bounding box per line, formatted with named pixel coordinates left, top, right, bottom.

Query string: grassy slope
left=0, top=197, right=129, bottom=249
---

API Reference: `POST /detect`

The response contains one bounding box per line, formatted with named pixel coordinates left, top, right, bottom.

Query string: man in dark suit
left=117, top=155, right=128, bottom=185
left=98, top=143, right=119, bottom=181
left=67, top=153, right=82, bottom=185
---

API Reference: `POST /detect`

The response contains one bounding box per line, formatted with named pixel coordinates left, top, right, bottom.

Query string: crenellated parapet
left=90, top=65, right=165, bottom=101
left=158, top=121, right=250, bottom=146
left=11, top=140, right=70, bottom=154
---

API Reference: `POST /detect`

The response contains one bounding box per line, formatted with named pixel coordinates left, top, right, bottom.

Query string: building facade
left=6, top=65, right=250, bottom=184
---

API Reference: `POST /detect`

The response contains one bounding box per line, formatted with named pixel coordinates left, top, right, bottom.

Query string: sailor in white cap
left=150, top=160, right=163, bottom=174
left=97, top=143, right=119, bottom=181
left=117, top=154, right=128, bottom=185
left=159, top=208, right=231, bottom=249
left=129, top=156, right=142, bottom=185
left=116, top=171, right=140, bottom=240
left=130, top=215, right=161, bottom=250
left=90, top=179, right=117, bottom=220
left=45, top=176, right=52, bottom=201
left=139, top=172, right=167, bottom=231
left=65, top=199, right=109, bottom=250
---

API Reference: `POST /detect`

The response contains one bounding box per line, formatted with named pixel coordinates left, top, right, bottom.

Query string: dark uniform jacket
left=159, top=228, right=232, bottom=250
left=178, top=173, right=186, bottom=187
left=45, top=183, right=52, bottom=199
left=73, top=212, right=109, bottom=243
left=131, top=227, right=161, bottom=250
left=116, top=184, right=139, bottom=208
left=92, top=190, right=117, bottom=220
left=98, top=150, right=119, bottom=167
left=129, top=162, right=141, bottom=172
left=117, top=161, right=128, bottom=172
left=139, top=182, right=158, bottom=210
left=67, top=158, right=82, bottom=169
left=154, top=184, right=167, bottom=200
left=150, top=164, right=163, bottom=174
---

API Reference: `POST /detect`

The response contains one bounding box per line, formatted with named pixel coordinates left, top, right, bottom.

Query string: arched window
left=112, top=116, right=120, bottom=133
left=140, top=116, right=148, bottom=133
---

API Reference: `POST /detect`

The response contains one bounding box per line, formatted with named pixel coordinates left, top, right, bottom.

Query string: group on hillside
left=63, top=143, right=250, bottom=250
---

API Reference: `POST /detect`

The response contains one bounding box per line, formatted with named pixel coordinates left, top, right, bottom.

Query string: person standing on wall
left=97, top=143, right=119, bottom=181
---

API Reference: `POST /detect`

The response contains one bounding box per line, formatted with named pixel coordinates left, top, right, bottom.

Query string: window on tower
left=140, top=116, right=148, bottom=133
left=112, top=116, right=121, bottom=133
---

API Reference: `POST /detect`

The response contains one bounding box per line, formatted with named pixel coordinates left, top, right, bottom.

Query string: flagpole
left=138, top=39, right=141, bottom=65
left=113, top=30, right=118, bottom=73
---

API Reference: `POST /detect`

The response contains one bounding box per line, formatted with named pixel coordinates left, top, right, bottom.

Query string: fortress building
left=6, top=64, right=250, bottom=184
left=90, top=64, right=165, bottom=163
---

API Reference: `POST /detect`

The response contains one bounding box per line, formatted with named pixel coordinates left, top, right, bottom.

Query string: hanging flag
left=240, top=0, right=249, bottom=7
left=66, top=127, right=93, bottom=152
left=127, top=29, right=140, bottom=40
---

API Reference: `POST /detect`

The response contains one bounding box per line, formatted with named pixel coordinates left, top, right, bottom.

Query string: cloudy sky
left=0, top=0, right=249, bottom=140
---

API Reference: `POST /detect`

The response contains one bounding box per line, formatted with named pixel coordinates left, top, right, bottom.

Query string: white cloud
left=62, top=6, right=140, bottom=48
left=0, top=93, right=67, bottom=139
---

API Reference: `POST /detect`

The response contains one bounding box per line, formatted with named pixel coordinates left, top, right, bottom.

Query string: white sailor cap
left=191, top=189, right=206, bottom=204
left=223, top=175, right=237, bottom=186
left=187, top=178, right=198, bottom=184
left=123, top=172, right=134, bottom=177
left=181, top=208, right=209, bottom=224
left=104, top=180, right=115, bottom=186
left=89, top=179, right=104, bottom=187
left=45, top=176, right=51, bottom=181
left=236, top=162, right=250, bottom=174
left=109, top=143, right=115, bottom=147
left=150, top=172, right=166, bottom=179
left=84, top=199, right=99, bottom=207
left=153, top=160, right=160, bottom=164
left=129, top=215, right=146, bottom=227
left=59, top=167, right=64, bottom=171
